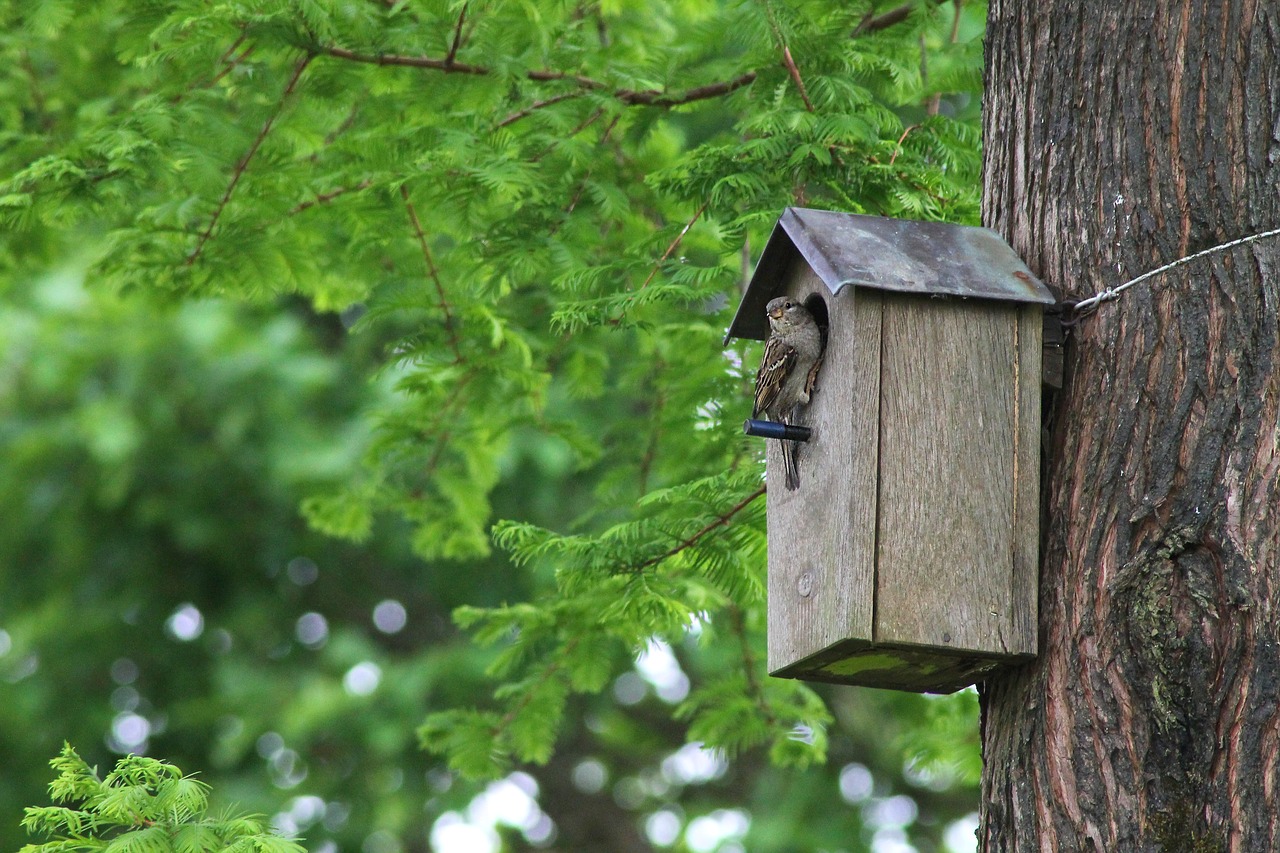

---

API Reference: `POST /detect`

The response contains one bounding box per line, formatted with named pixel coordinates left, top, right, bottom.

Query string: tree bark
left=980, top=3, right=1280, bottom=851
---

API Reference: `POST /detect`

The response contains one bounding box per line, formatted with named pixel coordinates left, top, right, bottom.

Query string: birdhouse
left=726, top=208, right=1054, bottom=693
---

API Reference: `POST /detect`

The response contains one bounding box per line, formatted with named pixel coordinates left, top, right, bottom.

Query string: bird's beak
left=769, top=307, right=784, bottom=320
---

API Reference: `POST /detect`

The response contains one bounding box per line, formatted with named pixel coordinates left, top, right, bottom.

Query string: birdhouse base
left=770, top=639, right=1031, bottom=694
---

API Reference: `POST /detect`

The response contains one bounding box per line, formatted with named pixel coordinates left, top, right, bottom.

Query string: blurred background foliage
left=2, top=1, right=985, bottom=851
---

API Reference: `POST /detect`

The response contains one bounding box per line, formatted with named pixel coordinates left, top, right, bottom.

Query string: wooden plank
left=837, top=289, right=883, bottom=645
left=767, top=272, right=880, bottom=674
left=873, top=295, right=1017, bottom=654
left=1010, top=304, right=1042, bottom=655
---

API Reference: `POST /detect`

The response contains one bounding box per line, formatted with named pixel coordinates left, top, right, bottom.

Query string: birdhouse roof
left=726, top=208, right=1055, bottom=341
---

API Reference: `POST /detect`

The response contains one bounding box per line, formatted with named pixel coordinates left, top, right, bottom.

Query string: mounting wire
left=1071, top=226, right=1280, bottom=316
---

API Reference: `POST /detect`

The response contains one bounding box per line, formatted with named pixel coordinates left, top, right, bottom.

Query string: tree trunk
left=979, top=2, right=1280, bottom=850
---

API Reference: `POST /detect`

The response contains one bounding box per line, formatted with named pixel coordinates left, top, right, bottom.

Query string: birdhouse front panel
left=731, top=208, right=1050, bottom=694
left=764, top=258, right=878, bottom=674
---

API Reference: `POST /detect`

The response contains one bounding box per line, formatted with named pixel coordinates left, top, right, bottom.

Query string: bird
left=753, top=296, right=823, bottom=490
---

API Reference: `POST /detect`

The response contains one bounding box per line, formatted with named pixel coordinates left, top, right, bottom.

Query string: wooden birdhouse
left=726, top=208, right=1054, bottom=693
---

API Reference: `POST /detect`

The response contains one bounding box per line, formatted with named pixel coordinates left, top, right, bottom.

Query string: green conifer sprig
left=20, top=746, right=305, bottom=853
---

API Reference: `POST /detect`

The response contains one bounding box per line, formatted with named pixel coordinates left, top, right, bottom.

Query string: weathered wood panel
left=873, top=295, right=1017, bottom=653
left=1010, top=304, right=1041, bottom=655
left=766, top=266, right=879, bottom=674
left=766, top=282, right=1039, bottom=690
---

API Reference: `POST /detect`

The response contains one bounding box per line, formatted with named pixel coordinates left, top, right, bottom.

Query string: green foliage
left=20, top=745, right=303, bottom=853
left=2, top=0, right=989, bottom=849
left=898, top=689, right=983, bottom=786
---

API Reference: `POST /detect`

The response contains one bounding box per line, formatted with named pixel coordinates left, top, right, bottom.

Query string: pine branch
left=781, top=46, right=815, bottom=112
left=549, top=114, right=617, bottom=234
left=422, top=371, right=477, bottom=478
left=727, top=601, right=777, bottom=726
left=636, top=199, right=710, bottom=293
left=444, top=3, right=468, bottom=66
left=889, top=123, right=918, bottom=166
left=601, top=196, right=710, bottom=324
left=853, top=0, right=946, bottom=36
left=288, top=179, right=372, bottom=215
left=400, top=185, right=463, bottom=364
left=632, top=484, right=766, bottom=572
left=538, top=109, right=611, bottom=164
left=208, top=32, right=253, bottom=88
left=496, top=90, right=589, bottom=128
left=319, top=43, right=541, bottom=76
left=759, top=3, right=813, bottom=111
left=186, top=53, right=313, bottom=266
left=317, top=44, right=755, bottom=108
left=618, top=72, right=757, bottom=106
left=491, top=636, right=581, bottom=738
left=638, top=362, right=668, bottom=493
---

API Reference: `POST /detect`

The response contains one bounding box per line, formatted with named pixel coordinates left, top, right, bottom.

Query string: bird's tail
left=783, top=439, right=800, bottom=491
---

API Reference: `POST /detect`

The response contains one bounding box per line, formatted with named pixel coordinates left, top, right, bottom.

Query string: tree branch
left=759, top=4, right=813, bottom=111
left=781, top=46, right=815, bottom=112
left=548, top=113, right=616, bottom=233
left=422, top=370, right=477, bottom=478
left=636, top=199, right=710, bottom=292
left=444, top=3, right=468, bottom=66
left=491, top=636, right=581, bottom=739
left=19, top=49, right=51, bottom=130
left=614, top=72, right=757, bottom=106
left=400, top=185, right=463, bottom=364
left=632, top=484, right=766, bottom=572
left=186, top=53, right=313, bottom=266
left=606, top=197, right=710, bottom=326
left=727, top=601, right=777, bottom=726
left=539, top=108, right=610, bottom=164
left=319, top=43, right=555, bottom=77
left=925, top=0, right=964, bottom=115
left=853, top=0, right=946, bottom=36
left=208, top=32, right=254, bottom=88
left=317, top=44, right=755, bottom=108
left=288, top=179, right=372, bottom=215
left=638, top=361, right=667, bottom=493
left=496, top=90, right=589, bottom=129
left=888, top=123, right=918, bottom=166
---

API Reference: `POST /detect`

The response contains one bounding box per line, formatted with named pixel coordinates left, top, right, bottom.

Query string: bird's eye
left=784, top=301, right=793, bottom=309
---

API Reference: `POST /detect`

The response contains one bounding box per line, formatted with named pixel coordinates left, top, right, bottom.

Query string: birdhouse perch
left=727, top=208, right=1054, bottom=694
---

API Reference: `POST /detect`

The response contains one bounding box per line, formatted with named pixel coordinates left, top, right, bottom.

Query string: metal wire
left=1072, top=226, right=1280, bottom=314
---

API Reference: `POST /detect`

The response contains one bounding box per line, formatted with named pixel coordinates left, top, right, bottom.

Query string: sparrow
left=753, top=296, right=823, bottom=490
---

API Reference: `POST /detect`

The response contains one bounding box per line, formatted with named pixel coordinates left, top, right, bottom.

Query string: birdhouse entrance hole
left=803, top=293, right=830, bottom=348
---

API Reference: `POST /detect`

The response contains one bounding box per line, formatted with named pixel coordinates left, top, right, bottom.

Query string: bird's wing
left=804, top=354, right=823, bottom=398
left=753, top=335, right=797, bottom=418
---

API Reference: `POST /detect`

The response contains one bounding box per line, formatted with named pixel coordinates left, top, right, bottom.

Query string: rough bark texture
left=980, top=3, right=1280, bottom=851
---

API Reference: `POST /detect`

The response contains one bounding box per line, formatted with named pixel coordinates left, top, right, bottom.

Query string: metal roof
left=726, top=208, right=1055, bottom=342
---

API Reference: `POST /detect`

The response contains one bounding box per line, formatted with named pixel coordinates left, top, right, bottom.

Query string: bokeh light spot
left=296, top=612, right=329, bottom=648
left=344, top=661, right=381, bottom=696
left=372, top=599, right=407, bottom=634
left=165, top=603, right=204, bottom=642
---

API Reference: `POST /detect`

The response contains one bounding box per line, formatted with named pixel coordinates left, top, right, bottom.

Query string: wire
left=1072, top=226, right=1280, bottom=315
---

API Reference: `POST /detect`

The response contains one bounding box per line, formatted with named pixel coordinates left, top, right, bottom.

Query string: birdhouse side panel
left=1011, top=304, right=1042, bottom=656
left=766, top=264, right=878, bottom=674
left=873, top=295, right=1023, bottom=656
